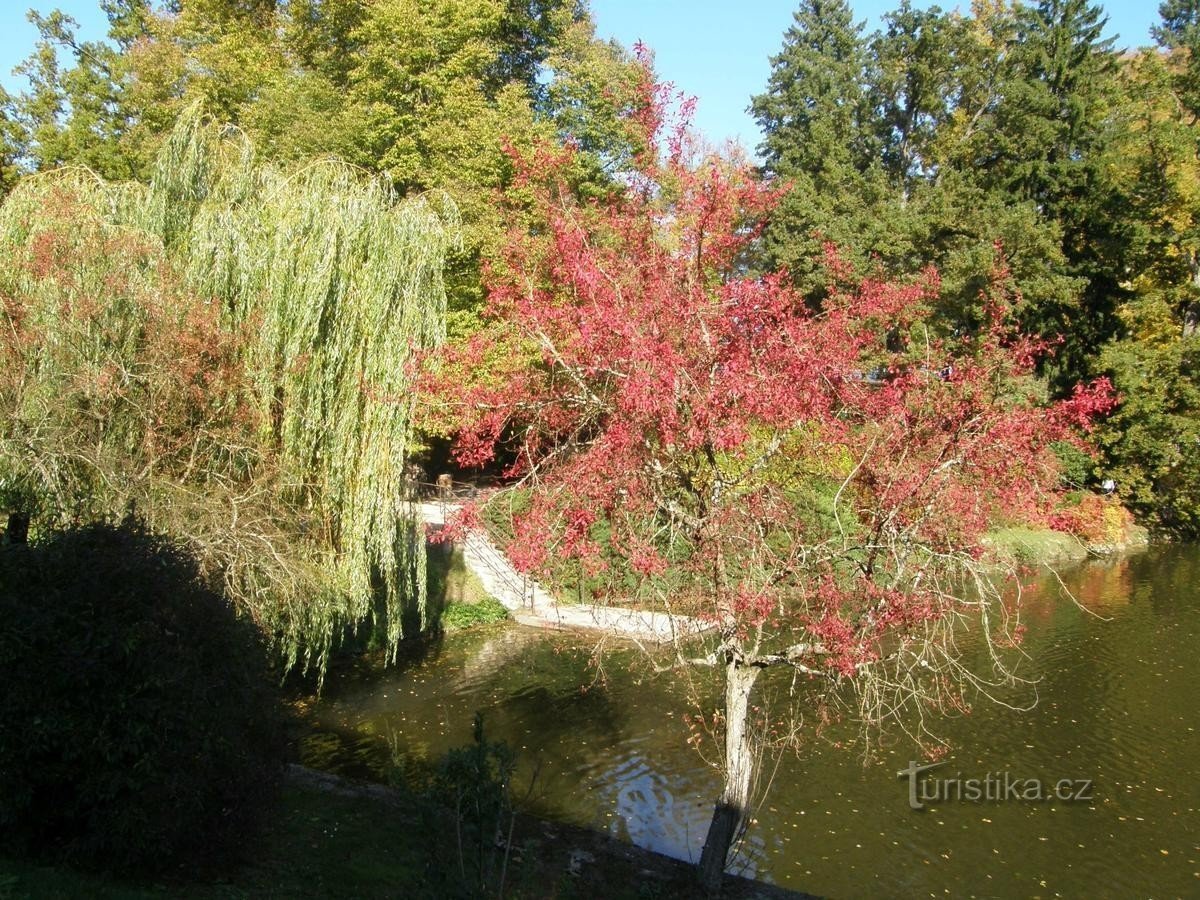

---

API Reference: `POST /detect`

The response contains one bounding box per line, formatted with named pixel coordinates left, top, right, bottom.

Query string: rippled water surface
left=302, top=547, right=1200, bottom=897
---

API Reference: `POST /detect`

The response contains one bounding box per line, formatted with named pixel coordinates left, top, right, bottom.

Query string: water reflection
left=603, top=747, right=701, bottom=859
left=303, top=547, right=1200, bottom=897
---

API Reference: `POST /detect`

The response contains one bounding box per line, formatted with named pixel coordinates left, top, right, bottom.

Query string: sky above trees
left=0, top=1, right=1164, bottom=154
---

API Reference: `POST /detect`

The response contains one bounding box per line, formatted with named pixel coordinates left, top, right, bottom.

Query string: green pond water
left=301, top=546, right=1200, bottom=897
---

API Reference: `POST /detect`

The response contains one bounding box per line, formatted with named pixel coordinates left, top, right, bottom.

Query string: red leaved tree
left=419, top=63, right=1114, bottom=891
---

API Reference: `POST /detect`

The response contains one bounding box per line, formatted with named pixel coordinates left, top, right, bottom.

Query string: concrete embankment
left=417, top=501, right=709, bottom=643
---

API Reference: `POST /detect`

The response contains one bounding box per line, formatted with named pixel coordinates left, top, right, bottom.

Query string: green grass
left=984, top=526, right=1089, bottom=566
left=0, top=783, right=428, bottom=899
left=426, top=543, right=509, bottom=630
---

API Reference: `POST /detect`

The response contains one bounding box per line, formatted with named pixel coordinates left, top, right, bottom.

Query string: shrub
left=1047, top=492, right=1135, bottom=546
left=1050, top=440, right=1095, bottom=489
left=441, top=598, right=510, bottom=631
left=430, top=713, right=518, bottom=896
left=0, top=519, right=284, bottom=873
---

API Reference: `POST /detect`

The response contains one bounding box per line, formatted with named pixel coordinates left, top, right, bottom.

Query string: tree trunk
left=4, top=512, right=28, bottom=545
left=698, top=657, right=761, bottom=895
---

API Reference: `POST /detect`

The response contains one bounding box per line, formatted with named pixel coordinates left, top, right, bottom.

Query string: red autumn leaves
left=417, top=60, right=1115, bottom=668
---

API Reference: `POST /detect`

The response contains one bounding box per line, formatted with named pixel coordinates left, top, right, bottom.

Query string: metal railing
left=404, top=476, right=490, bottom=502
left=462, top=529, right=535, bottom=610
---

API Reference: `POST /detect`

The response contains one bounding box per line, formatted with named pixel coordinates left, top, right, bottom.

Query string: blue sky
left=590, top=1, right=1161, bottom=153
left=0, top=1, right=1164, bottom=154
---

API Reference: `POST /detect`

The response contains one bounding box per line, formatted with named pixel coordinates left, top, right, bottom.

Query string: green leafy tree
left=1098, top=316, right=1200, bottom=535
left=541, top=13, right=644, bottom=183
left=977, top=0, right=1126, bottom=389
left=3, top=0, right=637, bottom=336
left=752, top=0, right=873, bottom=183
left=0, top=92, right=22, bottom=196
left=0, top=109, right=460, bottom=676
left=863, top=3, right=1080, bottom=327
left=750, top=0, right=880, bottom=292
left=4, top=10, right=141, bottom=180
left=1091, top=45, right=1200, bottom=533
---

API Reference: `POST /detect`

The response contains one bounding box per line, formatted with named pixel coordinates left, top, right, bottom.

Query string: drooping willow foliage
left=0, top=105, right=459, bottom=677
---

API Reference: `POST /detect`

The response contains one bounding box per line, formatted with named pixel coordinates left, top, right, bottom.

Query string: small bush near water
left=423, top=713, right=520, bottom=898
left=426, top=542, right=508, bottom=631
left=0, top=520, right=284, bottom=874
left=441, top=598, right=510, bottom=631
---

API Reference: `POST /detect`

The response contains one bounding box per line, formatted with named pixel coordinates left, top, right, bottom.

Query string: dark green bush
left=441, top=598, right=509, bottom=631
left=0, top=519, right=284, bottom=873
left=430, top=713, right=518, bottom=896
left=1050, top=440, right=1096, bottom=489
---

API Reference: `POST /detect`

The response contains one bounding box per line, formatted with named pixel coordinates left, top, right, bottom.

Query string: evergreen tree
left=752, top=0, right=1075, bottom=331
left=1091, top=45, right=1200, bottom=534
left=870, top=1, right=964, bottom=193
left=750, top=0, right=879, bottom=292
left=998, top=0, right=1125, bottom=389
left=1154, top=0, right=1200, bottom=120
left=752, top=0, right=872, bottom=182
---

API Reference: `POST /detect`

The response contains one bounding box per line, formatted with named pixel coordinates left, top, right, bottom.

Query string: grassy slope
left=985, top=522, right=1151, bottom=567
left=0, top=778, right=808, bottom=900
left=984, top=526, right=1092, bottom=566
left=426, top=543, right=509, bottom=630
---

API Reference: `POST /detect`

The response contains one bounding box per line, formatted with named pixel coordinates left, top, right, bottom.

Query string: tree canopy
left=0, top=107, right=459, bottom=677
left=1, top=0, right=642, bottom=333
left=420, top=61, right=1114, bottom=888
left=748, top=0, right=1200, bottom=535
left=4, top=1, right=1199, bottom=889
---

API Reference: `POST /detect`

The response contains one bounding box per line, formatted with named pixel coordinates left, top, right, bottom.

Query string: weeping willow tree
left=0, top=106, right=459, bottom=676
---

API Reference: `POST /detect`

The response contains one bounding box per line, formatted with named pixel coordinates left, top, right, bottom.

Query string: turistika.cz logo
left=897, top=761, right=1095, bottom=810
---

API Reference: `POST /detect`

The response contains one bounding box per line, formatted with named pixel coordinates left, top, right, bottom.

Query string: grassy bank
left=427, top=542, right=509, bottom=631
left=0, top=774, right=808, bottom=900
left=984, top=526, right=1093, bottom=565
left=984, top=523, right=1151, bottom=567
left=0, top=782, right=425, bottom=899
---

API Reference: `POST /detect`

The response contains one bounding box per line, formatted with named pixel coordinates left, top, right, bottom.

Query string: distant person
left=1101, top=478, right=1116, bottom=496
left=437, top=473, right=453, bottom=499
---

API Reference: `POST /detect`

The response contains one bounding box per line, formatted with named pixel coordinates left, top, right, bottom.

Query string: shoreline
left=285, top=764, right=817, bottom=900
left=983, top=524, right=1152, bottom=568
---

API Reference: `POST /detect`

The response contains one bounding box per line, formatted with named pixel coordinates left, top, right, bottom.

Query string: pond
left=300, top=546, right=1200, bottom=897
